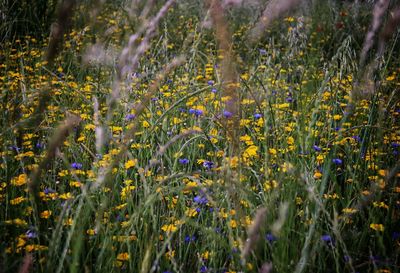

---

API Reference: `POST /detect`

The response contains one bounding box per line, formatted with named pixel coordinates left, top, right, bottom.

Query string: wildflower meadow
left=1, top=0, right=399, bottom=272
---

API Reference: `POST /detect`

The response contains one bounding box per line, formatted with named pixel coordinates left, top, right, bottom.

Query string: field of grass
left=1, top=0, right=399, bottom=272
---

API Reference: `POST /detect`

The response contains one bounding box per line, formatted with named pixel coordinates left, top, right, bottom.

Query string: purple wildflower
left=332, top=158, right=342, bottom=165
left=125, top=114, right=136, bottom=120
left=254, top=113, right=262, bottom=119
left=71, top=162, right=83, bottom=169
left=179, top=158, right=189, bottom=164
left=223, top=110, right=233, bottom=118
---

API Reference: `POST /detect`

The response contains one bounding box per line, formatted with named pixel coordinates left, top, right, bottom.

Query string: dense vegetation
left=1, top=0, right=399, bottom=272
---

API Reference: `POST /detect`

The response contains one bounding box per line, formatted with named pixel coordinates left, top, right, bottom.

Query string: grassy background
left=0, top=0, right=399, bottom=272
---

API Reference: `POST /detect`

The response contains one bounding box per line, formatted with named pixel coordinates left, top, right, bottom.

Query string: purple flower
left=179, top=158, right=189, bottom=164
left=211, top=88, right=217, bottom=93
left=125, top=114, right=136, bottom=120
left=71, top=162, right=83, bottom=169
left=9, top=145, right=21, bottom=152
left=266, top=233, right=277, bottom=243
left=313, top=145, right=322, bottom=152
left=332, top=158, right=342, bottom=165
left=200, top=265, right=208, bottom=273
left=207, top=80, right=214, bottom=86
left=189, top=109, right=203, bottom=116
left=36, top=142, right=44, bottom=149
left=203, top=161, right=214, bottom=169
left=259, top=49, right=267, bottom=55
left=321, top=234, right=332, bottom=242
left=321, top=234, right=335, bottom=246
left=26, top=229, right=37, bottom=239
left=223, top=110, right=233, bottom=118
left=184, top=235, right=197, bottom=243
left=194, top=195, right=208, bottom=205
left=44, top=188, right=56, bottom=195
left=254, top=113, right=262, bottom=119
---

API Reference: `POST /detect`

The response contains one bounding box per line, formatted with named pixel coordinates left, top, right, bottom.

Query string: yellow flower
left=370, top=223, right=384, bottom=232
left=342, top=208, right=357, bottom=214
left=142, top=120, right=150, bottom=128
left=40, top=210, right=52, bottom=219
left=125, top=159, right=137, bottom=169
left=161, top=224, right=177, bottom=233
left=268, top=148, right=277, bottom=156
left=185, top=208, right=198, bottom=217
left=11, top=174, right=28, bottom=186
left=87, top=229, right=96, bottom=235
left=225, top=156, right=239, bottom=168
left=243, top=145, right=258, bottom=158
left=287, top=136, right=294, bottom=145
left=116, top=252, right=130, bottom=261
left=373, top=201, right=389, bottom=209
left=313, top=171, right=322, bottom=179
left=386, top=75, right=396, bottom=81
left=333, top=114, right=341, bottom=121
left=10, top=196, right=27, bottom=205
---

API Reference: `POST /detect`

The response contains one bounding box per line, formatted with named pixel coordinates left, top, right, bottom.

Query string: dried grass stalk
left=29, top=113, right=82, bottom=200
left=378, top=6, right=400, bottom=55
left=248, top=0, right=303, bottom=43
left=259, top=262, right=273, bottom=273
left=359, top=0, right=390, bottom=68
left=207, top=0, right=240, bottom=155
left=46, top=0, right=76, bottom=64
left=18, top=254, right=33, bottom=273
left=242, top=207, right=267, bottom=260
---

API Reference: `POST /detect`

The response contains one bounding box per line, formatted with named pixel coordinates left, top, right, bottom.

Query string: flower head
left=179, top=158, right=189, bottom=164
left=332, top=158, right=342, bottom=165
left=71, top=162, right=83, bottom=169
left=223, top=110, right=233, bottom=118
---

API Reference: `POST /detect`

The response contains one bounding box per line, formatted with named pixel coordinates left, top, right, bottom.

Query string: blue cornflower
left=313, top=145, right=322, bottom=152
left=332, top=158, right=342, bottom=165
left=10, top=145, right=21, bottom=152
left=36, top=142, right=44, bottom=149
left=194, top=195, right=208, bottom=205
left=184, top=235, right=197, bottom=243
left=44, top=188, right=56, bottom=195
left=189, top=108, right=203, bottom=116
left=321, top=234, right=334, bottom=246
left=254, top=113, right=262, bottom=119
left=26, top=229, right=37, bottom=239
left=71, top=162, right=83, bottom=169
left=203, top=161, right=214, bottom=169
left=125, top=113, right=136, bottom=120
left=223, top=110, right=233, bottom=118
left=266, top=233, right=277, bottom=243
left=179, top=158, right=189, bottom=164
